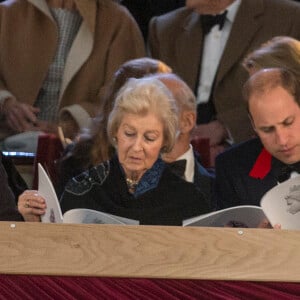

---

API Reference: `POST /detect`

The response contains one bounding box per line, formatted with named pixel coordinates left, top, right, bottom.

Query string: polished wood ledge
left=0, top=222, right=299, bottom=282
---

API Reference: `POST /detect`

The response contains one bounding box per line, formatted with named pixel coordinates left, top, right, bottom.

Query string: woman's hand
left=257, top=218, right=281, bottom=229
left=18, top=190, right=46, bottom=222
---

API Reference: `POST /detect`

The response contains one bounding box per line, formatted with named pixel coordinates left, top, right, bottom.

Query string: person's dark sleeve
left=1, top=154, right=28, bottom=201
left=212, top=154, right=240, bottom=210
left=0, top=160, right=24, bottom=221
left=55, top=143, right=90, bottom=199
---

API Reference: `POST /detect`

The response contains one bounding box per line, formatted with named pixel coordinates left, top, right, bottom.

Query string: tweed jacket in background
left=0, top=0, right=146, bottom=138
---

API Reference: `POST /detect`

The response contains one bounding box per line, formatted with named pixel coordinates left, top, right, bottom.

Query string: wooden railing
left=0, top=222, right=299, bottom=282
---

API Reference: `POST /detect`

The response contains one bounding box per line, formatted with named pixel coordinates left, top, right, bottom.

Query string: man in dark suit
left=153, top=73, right=214, bottom=204
left=148, top=0, right=300, bottom=164
left=214, top=68, right=300, bottom=209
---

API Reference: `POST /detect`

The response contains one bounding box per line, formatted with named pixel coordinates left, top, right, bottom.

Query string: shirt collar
left=226, top=0, right=241, bottom=24
left=176, top=145, right=195, bottom=183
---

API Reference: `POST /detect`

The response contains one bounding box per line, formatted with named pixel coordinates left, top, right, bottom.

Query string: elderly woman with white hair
left=19, top=77, right=211, bottom=225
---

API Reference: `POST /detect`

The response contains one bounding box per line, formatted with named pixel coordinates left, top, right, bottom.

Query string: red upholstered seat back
left=32, top=133, right=64, bottom=189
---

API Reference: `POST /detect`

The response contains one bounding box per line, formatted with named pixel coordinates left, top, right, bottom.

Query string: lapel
left=216, top=0, right=264, bottom=84
left=75, top=0, right=96, bottom=34
left=28, top=0, right=96, bottom=103
left=28, top=0, right=55, bottom=20
left=243, top=142, right=277, bottom=204
left=175, top=10, right=203, bottom=90
left=248, top=145, right=278, bottom=190
left=249, top=148, right=272, bottom=179
left=193, top=160, right=212, bottom=202
left=59, top=0, right=96, bottom=102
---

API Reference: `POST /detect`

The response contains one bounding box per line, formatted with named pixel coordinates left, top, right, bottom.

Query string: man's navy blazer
left=213, top=138, right=278, bottom=209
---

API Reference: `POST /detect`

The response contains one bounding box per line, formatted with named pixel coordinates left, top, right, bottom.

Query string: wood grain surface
left=0, top=222, right=299, bottom=282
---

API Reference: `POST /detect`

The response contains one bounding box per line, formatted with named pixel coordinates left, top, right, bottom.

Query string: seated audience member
left=214, top=36, right=300, bottom=209
left=0, top=0, right=145, bottom=142
left=19, top=77, right=211, bottom=224
left=214, top=68, right=300, bottom=209
left=0, top=153, right=25, bottom=221
left=152, top=73, right=214, bottom=201
left=148, top=0, right=300, bottom=166
left=243, top=36, right=300, bottom=77
left=56, top=58, right=172, bottom=197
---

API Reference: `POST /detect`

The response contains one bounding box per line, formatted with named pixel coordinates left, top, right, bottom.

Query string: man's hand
left=1, top=97, right=40, bottom=132
left=192, top=120, right=228, bottom=146
left=59, top=111, right=80, bottom=140
left=191, top=120, right=229, bottom=167
left=209, top=144, right=226, bottom=167
left=34, top=120, right=58, bottom=134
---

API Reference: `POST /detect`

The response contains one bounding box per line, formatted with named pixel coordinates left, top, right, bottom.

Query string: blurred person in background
left=0, top=0, right=145, bottom=151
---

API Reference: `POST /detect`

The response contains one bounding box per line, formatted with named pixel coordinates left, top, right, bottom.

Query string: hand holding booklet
left=183, top=205, right=266, bottom=228
left=184, top=176, right=300, bottom=230
left=37, top=163, right=139, bottom=225
left=260, top=175, right=300, bottom=230
left=38, top=162, right=300, bottom=229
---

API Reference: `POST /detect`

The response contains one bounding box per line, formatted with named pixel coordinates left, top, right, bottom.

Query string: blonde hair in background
left=243, top=36, right=300, bottom=79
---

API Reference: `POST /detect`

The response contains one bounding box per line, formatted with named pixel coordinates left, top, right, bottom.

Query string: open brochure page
left=183, top=205, right=266, bottom=228
left=38, top=163, right=139, bottom=225
left=260, top=176, right=300, bottom=230
left=63, top=208, right=139, bottom=225
left=38, top=163, right=63, bottom=223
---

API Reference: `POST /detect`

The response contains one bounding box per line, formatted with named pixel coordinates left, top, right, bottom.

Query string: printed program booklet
left=183, top=205, right=266, bottom=228
left=184, top=176, right=300, bottom=229
left=38, top=163, right=139, bottom=225
left=260, top=175, right=300, bottom=230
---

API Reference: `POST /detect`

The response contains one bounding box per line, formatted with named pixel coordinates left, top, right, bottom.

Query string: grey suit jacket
left=149, top=0, right=300, bottom=142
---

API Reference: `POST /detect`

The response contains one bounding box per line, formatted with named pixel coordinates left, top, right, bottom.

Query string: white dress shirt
left=176, top=145, right=195, bottom=183
left=197, top=0, right=241, bottom=104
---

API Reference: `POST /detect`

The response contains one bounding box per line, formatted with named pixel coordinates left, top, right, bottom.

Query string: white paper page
left=63, top=208, right=139, bottom=225
left=183, top=205, right=266, bottom=228
left=260, top=176, right=300, bottom=230
left=38, top=163, right=63, bottom=223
